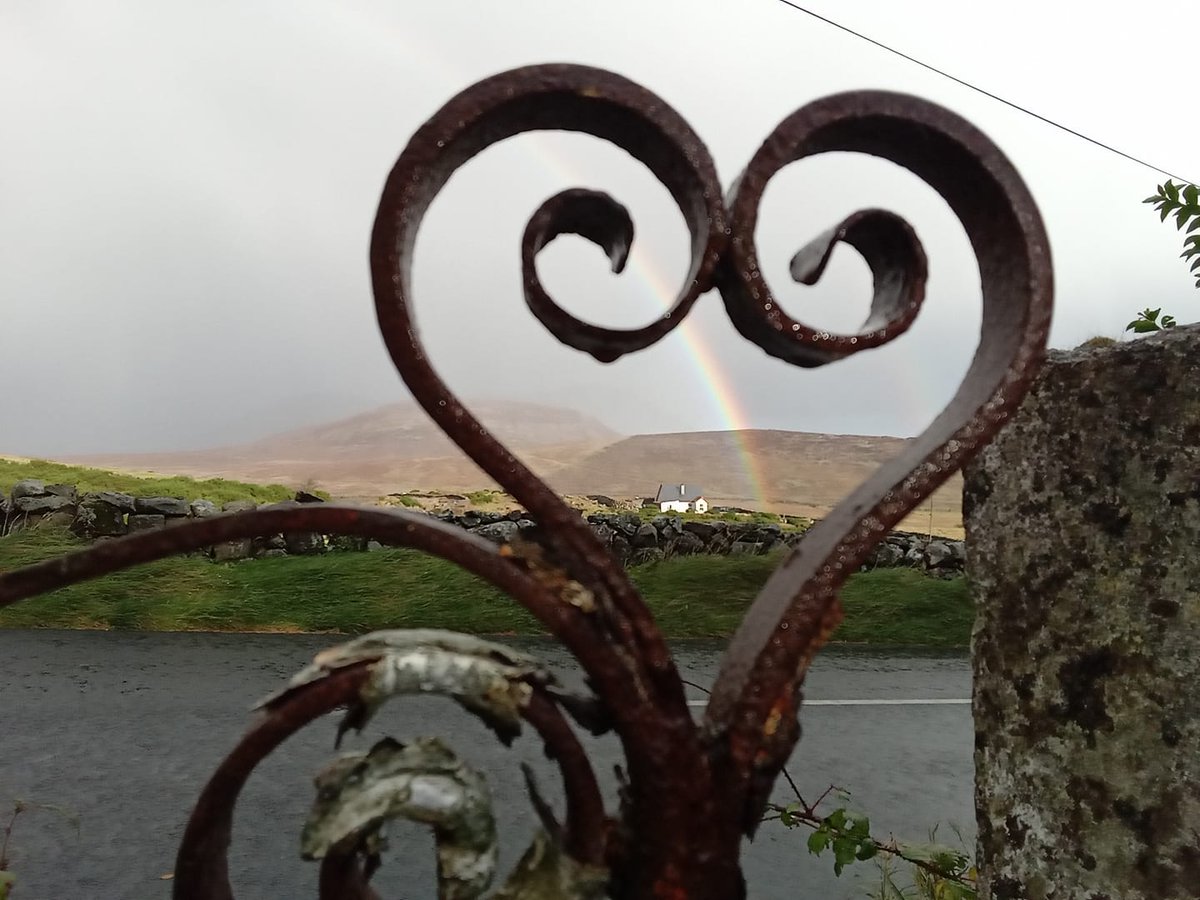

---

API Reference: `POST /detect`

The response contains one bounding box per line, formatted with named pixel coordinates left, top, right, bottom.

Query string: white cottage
left=654, top=483, right=708, bottom=514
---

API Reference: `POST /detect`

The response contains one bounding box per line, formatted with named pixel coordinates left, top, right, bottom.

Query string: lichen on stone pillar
left=965, top=325, right=1200, bottom=899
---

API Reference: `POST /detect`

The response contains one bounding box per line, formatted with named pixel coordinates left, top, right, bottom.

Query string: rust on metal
left=0, top=63, right=1053, bottom=898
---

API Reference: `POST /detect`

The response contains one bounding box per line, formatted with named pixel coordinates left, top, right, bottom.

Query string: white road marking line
left=685, top=698, right=970, bottom=708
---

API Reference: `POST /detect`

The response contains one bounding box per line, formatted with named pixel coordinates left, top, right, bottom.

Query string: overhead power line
left=771, top=0, right=1196, bottom=185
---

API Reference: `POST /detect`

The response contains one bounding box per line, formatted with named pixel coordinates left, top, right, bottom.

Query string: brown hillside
left=65, top=400, right=619, bottom=497
left=551, top=430, right=963, bottom=536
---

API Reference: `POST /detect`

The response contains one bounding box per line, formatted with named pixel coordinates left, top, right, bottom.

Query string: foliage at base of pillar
left=768, top=789, right=977, bottom=899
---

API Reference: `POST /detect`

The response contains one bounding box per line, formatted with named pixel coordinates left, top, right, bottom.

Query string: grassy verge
left=0, top=458, right=297, bottom=505
left=0, top=527, right=971, bottom=645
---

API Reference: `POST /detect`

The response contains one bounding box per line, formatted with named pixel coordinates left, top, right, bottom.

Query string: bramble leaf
left=832, top=836, right=859, bottom=875
left=855, top=840, right=879, bottom=861
left=1127, top=317, right=1162, bottom=333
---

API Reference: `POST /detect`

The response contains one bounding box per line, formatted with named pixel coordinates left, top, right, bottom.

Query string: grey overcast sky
left=2, top=0, right=1196, bottom=455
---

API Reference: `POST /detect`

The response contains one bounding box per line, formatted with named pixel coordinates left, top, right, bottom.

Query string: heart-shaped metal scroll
left=369, top=62, right=1053, bottom=831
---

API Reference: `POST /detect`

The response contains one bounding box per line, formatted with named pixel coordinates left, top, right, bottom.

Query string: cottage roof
left=654, top=483, right=705, bottom=503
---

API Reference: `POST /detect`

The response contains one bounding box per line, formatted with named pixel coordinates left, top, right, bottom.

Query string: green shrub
left=0, top=458, right=293, bottom=504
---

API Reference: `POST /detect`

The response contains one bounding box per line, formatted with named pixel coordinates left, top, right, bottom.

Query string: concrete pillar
left=964, top=326, right=1200, bottom=899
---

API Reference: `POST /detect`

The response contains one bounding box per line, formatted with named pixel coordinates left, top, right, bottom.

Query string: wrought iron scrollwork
left=0, top=64, right=1053, bottom=898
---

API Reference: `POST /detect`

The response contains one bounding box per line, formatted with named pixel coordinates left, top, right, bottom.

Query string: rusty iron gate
left=0, top=65, right=1053, bottom=899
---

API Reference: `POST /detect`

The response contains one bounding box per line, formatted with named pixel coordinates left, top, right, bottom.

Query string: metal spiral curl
left=0, top=63, right=1053, bottom=899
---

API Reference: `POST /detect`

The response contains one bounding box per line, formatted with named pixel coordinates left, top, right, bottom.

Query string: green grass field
left=0, top=526, right=971, bottom=645
left=0, top=458, right=298, bottom=505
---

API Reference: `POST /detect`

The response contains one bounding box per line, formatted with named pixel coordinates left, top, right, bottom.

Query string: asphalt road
left=0, top=631, right=974, bottom=899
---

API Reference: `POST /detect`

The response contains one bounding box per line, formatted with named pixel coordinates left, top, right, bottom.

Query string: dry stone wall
left=1, top=481, right=964, bottom=574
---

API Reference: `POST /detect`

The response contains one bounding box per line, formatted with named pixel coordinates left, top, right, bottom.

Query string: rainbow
left=616, top=242, right=773, bottom=509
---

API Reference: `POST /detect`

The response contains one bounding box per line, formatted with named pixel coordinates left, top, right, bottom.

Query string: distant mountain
left=65, top=400, right=620, bottom=496
left=233, top=399, right=619, bottom=460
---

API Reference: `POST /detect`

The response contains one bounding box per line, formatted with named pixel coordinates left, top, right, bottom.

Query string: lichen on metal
left=256, top=629, right=556, bottom=745
left=301, top=733, right=610, bottom=900
left=0, top=63, right=1053, bottom=898
left=301, top=736, right=498, bottom=899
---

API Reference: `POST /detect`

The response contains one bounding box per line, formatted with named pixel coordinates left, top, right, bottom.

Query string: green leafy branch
left=683, top=675, right=977, bottom=897
left=1144, top=180, right=1200, bottom=289
left=763, top=772, right=977, bottom=899
left=1126, top=307, right=1176, bottom=334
